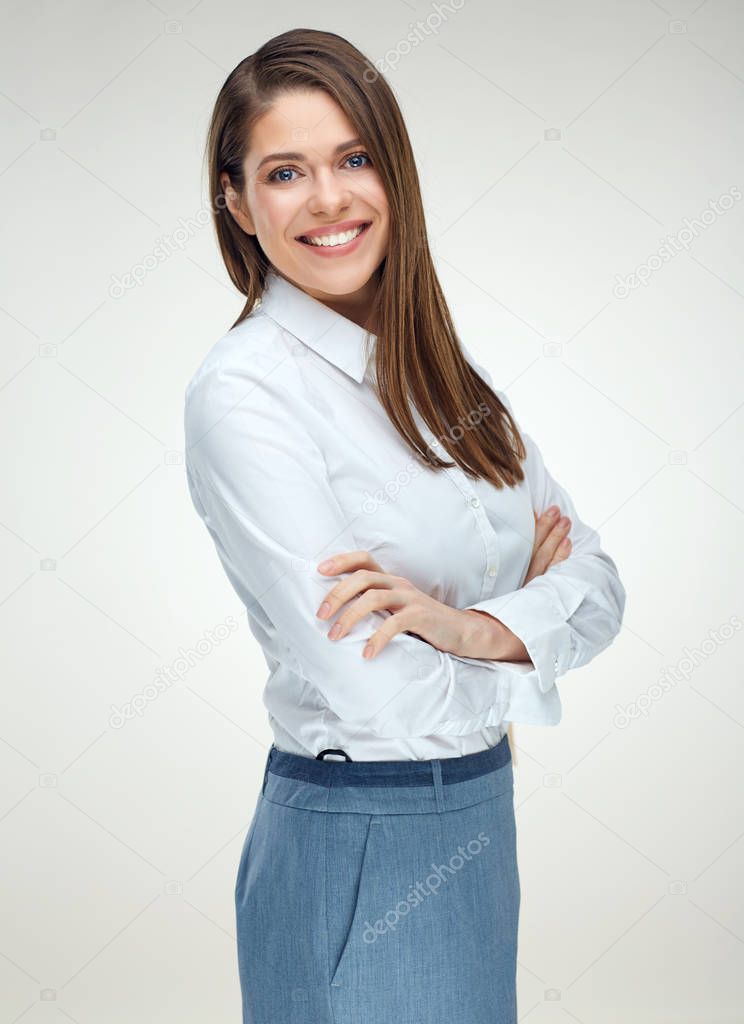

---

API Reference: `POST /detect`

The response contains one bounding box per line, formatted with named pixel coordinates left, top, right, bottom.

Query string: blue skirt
left=235, top=734, right=520, bottom=1023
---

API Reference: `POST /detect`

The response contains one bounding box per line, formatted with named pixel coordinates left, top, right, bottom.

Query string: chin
left=301, top=265, right=377, bottom=295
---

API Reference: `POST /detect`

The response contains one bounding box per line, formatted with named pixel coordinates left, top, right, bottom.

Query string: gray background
left=1, top=0, right=742, bottom=1021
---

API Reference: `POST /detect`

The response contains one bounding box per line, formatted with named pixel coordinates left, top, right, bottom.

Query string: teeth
left=302, top=224, right=366, bottom=247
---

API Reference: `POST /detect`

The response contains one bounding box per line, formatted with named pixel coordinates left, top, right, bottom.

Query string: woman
left=184, top=27, right=626, bottom=1024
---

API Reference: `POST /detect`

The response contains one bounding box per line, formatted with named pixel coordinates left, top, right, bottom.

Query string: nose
left=307, top=166, right=353, bottom=217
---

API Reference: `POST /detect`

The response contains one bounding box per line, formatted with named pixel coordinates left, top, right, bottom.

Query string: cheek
left=358, top=172, right=389, bottom=215
left=375, top=209, right=391, bottom=248
left=252, top=190, right=299, bottom=236
left=362, top=193, right=389, bottom=247
left=372, top=219, right=390, bottom=258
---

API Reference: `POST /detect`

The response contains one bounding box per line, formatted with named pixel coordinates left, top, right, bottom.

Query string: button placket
left=422, top=431, right=500, bottom=601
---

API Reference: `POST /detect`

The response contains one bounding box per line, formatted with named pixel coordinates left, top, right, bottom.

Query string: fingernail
left=546, top=506, right=559, bottom=517
left=317, top=601, right=331, bottom=618
left=363, top=643, right=374, bottom=659
left=328, top=623, right=342, bottom=640
left=317, top=559, right=335, bottom=572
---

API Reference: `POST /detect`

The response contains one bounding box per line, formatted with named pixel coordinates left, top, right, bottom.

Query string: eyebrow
left=255, top=138, right=364, bottom=173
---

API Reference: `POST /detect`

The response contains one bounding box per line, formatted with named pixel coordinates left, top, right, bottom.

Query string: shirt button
left=469, top=497, right=480, bottom=508
left=488, top=566, right=498, bottom=577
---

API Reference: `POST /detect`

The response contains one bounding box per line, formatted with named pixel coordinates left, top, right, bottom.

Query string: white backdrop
left=1, top=0, right=742, bottom=1021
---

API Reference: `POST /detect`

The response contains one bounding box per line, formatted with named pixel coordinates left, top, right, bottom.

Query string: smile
left=297, top=222, right=371, bottom=249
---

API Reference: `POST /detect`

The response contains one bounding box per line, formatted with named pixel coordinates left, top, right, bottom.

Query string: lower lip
left=296, top=222, right=372, bottom=258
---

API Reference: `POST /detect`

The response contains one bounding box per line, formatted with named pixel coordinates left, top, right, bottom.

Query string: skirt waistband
left=261, top=734, right=513, bottom=815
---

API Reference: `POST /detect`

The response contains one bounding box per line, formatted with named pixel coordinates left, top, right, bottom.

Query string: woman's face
left=223, top=88, right=390, bottom=324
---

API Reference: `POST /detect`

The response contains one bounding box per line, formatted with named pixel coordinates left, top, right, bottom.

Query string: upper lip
left=296, top=219, right=371, bottom=239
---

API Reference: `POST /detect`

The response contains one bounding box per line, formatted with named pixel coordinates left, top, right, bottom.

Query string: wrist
left=459, top=609, right=508, bottom=660
left=459, top=609, right=531, bottom=662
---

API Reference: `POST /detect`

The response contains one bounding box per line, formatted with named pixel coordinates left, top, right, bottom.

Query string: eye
left=344, top=151, right=372, bottom=169
left=266, top=166, right=299, bottom=184
left=265, top=151, right=372, bottom=184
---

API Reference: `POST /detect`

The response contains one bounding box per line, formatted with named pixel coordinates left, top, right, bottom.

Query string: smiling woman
left=214, top=86, right=390, bottom=323
left=186, top=25, right=625, bottom=1024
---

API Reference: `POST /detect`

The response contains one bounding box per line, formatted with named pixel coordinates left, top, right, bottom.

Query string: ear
left=220, top=172, right=256, bottom=235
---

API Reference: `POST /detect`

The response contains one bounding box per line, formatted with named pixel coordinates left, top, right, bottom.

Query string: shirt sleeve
left=461, top=347, right=626, bottom=695
left=183, top=358, right=546, bottom=740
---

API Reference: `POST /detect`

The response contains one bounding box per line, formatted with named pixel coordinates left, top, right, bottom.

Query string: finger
left=534, top=516, right=572, bottom=574
left=316, top=569, right=398, bottom=621
left=363, top=609, right=415, bottom=659
left=326, top=587, right=408, bottom=642
left=548, top=536, right=572, bottom=567
left=533, top=505, right=561, bottom=550
left=316, top=550, right=384, bottom=575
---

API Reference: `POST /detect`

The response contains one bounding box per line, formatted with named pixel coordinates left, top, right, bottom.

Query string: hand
left=315, top=550, right=490, bottom=660
left=524, top=505, right=572, bottom=585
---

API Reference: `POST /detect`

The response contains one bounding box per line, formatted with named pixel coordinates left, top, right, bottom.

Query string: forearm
left=458, top=609, right=532, bottom=662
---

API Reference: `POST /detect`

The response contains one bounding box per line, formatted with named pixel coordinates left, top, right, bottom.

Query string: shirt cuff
left=464, top=576, right=591, bottom=694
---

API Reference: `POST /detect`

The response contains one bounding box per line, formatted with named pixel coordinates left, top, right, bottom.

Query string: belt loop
left=431, top=759, right=445, bottom=813
left=316, top=748, right=353, bottom=761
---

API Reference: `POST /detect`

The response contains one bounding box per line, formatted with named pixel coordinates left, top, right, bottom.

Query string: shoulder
left=185, top=308, right=283, bottom=403
left=183, top=308, right=303, bottom=443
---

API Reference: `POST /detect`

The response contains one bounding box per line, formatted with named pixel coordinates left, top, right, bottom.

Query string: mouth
left=296, top=221, right=372, bottom=252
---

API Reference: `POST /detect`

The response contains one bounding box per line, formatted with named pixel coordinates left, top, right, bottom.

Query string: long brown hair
left=205, top=28, right=526, bottom=761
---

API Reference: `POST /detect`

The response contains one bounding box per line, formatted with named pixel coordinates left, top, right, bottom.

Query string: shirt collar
left=258, top=268, right=377, bottom=384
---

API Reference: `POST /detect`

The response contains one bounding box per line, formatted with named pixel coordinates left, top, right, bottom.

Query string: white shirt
left=183, top=268, right=626, bottom=761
